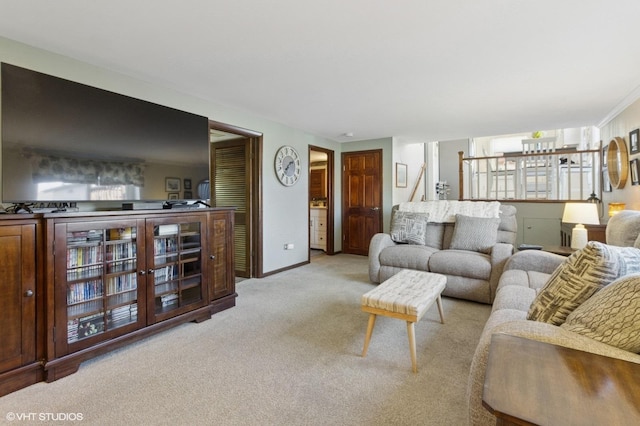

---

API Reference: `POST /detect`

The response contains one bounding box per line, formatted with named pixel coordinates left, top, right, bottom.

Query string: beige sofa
left=368, top=201, right=517, bottom=304
left=467, top=210, right=640, bottom=425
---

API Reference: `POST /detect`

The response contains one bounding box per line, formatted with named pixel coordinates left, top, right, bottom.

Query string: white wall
left=0, top=36, right=340, bottom=274
left=438, top=138, right=470, bottom=200
left=392, top=138, right=427, bottom=205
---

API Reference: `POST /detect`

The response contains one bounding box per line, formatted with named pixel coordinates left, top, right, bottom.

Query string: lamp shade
left=562, top=203, right=599, bottom=225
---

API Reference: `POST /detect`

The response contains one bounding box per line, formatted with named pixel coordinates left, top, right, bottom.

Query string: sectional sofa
left=467, top=210, right=640, bottom=425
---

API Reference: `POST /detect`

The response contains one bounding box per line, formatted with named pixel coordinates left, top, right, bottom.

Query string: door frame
left=308, top=145, right=335, bottom=255
left=208, top=120, right=264, bottom=278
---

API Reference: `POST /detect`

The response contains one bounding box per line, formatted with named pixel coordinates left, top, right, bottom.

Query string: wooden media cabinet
left=0, top=208, right=235, bottom=395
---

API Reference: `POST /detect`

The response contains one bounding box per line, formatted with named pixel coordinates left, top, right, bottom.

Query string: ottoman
left=361, top=270, right=446, bottom=372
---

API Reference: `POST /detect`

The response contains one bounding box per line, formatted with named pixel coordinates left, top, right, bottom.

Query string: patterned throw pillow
left=561, top=273, right=640, bottom=353
left=449, top=214, right=500, bottom=254
left=390, top=211, right=429, bottom=245
left=527, top=242, right=640, bottom=325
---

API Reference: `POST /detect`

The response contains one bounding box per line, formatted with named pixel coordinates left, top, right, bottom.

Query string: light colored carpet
left=0, top=254, right=490, bottom=425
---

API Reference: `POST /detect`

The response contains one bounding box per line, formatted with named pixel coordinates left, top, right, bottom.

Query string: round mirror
left=607, top=137, right=629, bottom=189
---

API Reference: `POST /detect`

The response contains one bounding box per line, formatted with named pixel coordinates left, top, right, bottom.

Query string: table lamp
left=562, top=203, right=600, bottom=249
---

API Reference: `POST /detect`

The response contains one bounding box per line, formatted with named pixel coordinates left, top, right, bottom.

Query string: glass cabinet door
left=63, top=222, right=143, bottom=346
left=150, top=218, right=206, bottom=319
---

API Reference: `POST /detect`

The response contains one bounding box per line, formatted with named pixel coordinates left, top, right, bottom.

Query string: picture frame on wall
left=184, top=191, right=193, bottom=199
left=167, top=192, right=179, bottom=200
left=630, top=129, right=640, bottom=154
left=183, top=178, right=192, bottom=190
left=396, top=163, right=407, bottom=188
left=602, top=168, right=612, bottom=192
left=165, top=177, right=181, bottom=192
left=631, top=158, right=640, bottom=185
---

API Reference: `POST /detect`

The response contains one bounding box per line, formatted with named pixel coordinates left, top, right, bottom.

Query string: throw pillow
left=449, top=214, right=500, bottom=254
left=561, top=273, right=640, bottom=353
left=390, top=211, right=429, bottom=245
left=527, top=242, right=640, bottom=326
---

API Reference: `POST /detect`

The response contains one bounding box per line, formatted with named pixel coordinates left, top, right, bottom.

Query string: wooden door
left=210, top=138, right=252, bottom=278
left=209, top=120, right=263, bottom=278
left=310, top=169, right=326, bottom=198
left=342, top=150, right=383, bottom=255
left=0, top=223, right=37, bottom=373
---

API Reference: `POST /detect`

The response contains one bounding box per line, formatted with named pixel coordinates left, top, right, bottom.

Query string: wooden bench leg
left=436, top=295, right=445, bottom=324
left=362, top=313, right=377, bottom=357
left=407, top=321, right=417, bottom=373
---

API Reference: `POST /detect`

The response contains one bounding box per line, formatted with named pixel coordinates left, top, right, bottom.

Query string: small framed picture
left=165, top=177, right=181, bottom=192
left=602, top=144, right=608, bottom=167
left=602, top=168, right=612, bottom=192
left=630, top=129, right=640, bottom=154
left=396, top=163, right=407, bottom=188
left=184, top=191, right=193, bottom=199
left=631, top=158, right=640, bottom=185
left=183, top=178, right=192, bottom=190
left=167, top=192, right=179, bottom=200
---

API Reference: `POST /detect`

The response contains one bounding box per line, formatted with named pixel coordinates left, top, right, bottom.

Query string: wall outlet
left=284, top=243, right=294, bottom=250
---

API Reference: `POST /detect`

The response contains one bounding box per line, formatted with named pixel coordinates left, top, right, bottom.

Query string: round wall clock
left=274, top=145, right=301, bottom=186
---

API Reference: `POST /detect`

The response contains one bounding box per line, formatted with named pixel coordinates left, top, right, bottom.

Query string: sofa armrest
left=495, top=321, right=640, bottom=363
left=487, top=243, right=514, bottom=302
left=504, top=250, right=565, bottom=275
left=467, top=318, right=640, bottom=426
left=368, top=233, right=397, bottom=283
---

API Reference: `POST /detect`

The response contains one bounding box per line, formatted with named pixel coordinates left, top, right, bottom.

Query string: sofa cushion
left=492, top=285, right=537, bottom=313
left=497, top=269, right=550, bottom=293
left=424, top=222, right=445, bottom=250
left=606, top=210, right=640, bottom=247
left=379, top=245, right=437, bottom=271
left=429, top=249, right=491, bottom=280
left=561, top=273, right=640, bottom=353
left=527, top=242, right=640, bottom=326
left=449, top=214, right=500, bottom=254
left=390, top=211, right=429, bottom=245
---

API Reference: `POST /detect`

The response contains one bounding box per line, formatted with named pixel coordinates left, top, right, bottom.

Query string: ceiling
left=2, top=1, right=640, bottom=143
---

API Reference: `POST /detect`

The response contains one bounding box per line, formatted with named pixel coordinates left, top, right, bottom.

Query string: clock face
left=275, top=146, right=301, bottom=186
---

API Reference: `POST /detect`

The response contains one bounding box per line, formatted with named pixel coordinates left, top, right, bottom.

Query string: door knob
left=370, top=207, right=380, bottom=211
left=25, top=289, right=34, bottom=297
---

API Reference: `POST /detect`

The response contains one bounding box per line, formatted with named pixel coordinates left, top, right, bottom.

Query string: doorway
left=208, top=120, right=263, bottom=278
left=341, top=149, right=383, bottom=255
left=309, top=146, right=335, bottom=256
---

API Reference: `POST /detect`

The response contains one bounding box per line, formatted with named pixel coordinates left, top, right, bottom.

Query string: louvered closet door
left=211, top=139, right=251, bottom=277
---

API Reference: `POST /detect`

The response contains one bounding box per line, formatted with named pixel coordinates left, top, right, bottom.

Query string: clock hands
left=284, top=158, right=295, bottom=175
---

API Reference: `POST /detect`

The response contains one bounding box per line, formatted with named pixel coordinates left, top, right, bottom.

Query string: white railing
left=458, top=148, right=602, bottom=201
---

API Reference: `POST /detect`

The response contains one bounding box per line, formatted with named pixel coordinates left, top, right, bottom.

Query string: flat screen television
left=1, top=63, right=210, bottom=204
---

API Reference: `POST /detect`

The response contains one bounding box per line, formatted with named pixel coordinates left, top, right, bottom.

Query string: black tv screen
left=1, top=63, right=209, bottom=203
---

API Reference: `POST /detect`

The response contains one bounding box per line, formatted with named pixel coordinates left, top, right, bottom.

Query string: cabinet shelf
left=107, top=290, right=137, bottom=308
left=67, top=300, right=103, bottom=319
